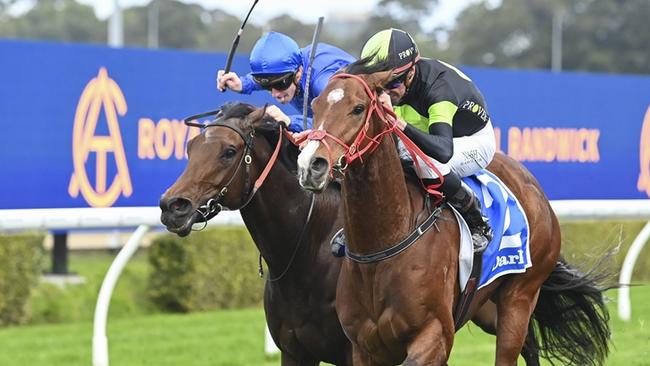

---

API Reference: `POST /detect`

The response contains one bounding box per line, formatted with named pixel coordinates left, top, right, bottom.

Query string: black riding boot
left=428, top=172, right=493, bottom=252
left=449, top=182, right=493, bottom=252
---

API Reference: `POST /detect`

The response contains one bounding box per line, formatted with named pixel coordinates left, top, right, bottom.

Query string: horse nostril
left=165, top=197, right=192, bottom=215
left=310, top=157, right=329, bottom=177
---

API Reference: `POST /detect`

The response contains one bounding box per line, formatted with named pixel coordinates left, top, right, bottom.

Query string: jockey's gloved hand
left=291, top=130, right=311, bottom=150
left=378, top=93, right=408, bottom=130
left=378, top=92, right=393, bottom=110
left=264, top=105, right=291, bottom=127
left=217, top=70, right=243, bottom=92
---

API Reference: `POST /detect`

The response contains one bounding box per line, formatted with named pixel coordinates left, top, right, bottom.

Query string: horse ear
left=250, top=104, right=279, bottom=131
left=247, top=105, right=267, bottom=124
left=366, top=70, right=394, bottom=90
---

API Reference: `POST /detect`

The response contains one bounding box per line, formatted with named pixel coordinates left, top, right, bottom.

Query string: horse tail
left=531, top=256, right=614, bottom=366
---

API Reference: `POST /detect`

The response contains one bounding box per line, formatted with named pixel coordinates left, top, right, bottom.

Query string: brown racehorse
left=296, top=65, right=611, bottom=365
left=159, top=103, right=352, bottom=366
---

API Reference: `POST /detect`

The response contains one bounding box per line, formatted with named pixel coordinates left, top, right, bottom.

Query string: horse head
left=297, top=69, right=395, bottom=192
left=160, top=102, right=283, bottom=236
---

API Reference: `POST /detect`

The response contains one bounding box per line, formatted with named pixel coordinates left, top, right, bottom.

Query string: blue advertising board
left=467, top=67, right=650, bottom=200
left=0, top=39, right=649, bottom=209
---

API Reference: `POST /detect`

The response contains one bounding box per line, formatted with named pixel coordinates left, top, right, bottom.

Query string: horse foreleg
left=494, top=288, right=540, bottom=366
left=403, top=320, right=454, bottom=366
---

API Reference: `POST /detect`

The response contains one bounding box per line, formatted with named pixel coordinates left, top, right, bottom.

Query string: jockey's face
left=270, top=66, right=302, bottom=104
left=385, top=82, right=407, bottom=105
left=385, top=67, right=415, bottom=105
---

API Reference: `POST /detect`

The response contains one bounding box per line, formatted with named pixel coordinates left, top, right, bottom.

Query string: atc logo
left=68, top=68, right=132, bottom=207
left=639, top=105, right=650, bottom=198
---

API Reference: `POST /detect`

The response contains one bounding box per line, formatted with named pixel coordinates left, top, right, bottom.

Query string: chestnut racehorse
left=297, top=66, right=611, bottom=366
left=159, top=103, right=351, bottom=365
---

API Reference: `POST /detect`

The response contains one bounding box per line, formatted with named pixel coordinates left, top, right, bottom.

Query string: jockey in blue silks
left=217, top=31, right=355, bottom=132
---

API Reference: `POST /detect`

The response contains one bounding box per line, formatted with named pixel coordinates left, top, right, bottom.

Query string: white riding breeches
left=397, top=120, right=496, bottom=179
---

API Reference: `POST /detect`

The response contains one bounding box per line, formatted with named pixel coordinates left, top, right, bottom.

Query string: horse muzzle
left=159, top=196, right=200, bottom=237
left=297, top=156, right=330, bottom=193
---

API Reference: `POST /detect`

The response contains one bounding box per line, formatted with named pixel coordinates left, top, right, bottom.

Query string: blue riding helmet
left=249, top=32, right=301, bottom=75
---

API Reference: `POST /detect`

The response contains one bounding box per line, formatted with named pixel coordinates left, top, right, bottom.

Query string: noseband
left=184, top=109, right=284, bottom=226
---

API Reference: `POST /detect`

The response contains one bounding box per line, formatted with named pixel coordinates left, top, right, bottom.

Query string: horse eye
left=221, top=147, right=237, bottom=160
left=352, top=104, right=365, bottom=115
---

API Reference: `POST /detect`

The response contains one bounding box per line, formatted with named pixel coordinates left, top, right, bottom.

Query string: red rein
left=304, top=73, right=445, bottom=200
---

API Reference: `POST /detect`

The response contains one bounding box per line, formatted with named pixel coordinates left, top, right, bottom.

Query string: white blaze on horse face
left=297, top=123, right=324, bottom=173
left=327, top=88, right=344, bottom=105
left=205, top=128, right=217, bottom=140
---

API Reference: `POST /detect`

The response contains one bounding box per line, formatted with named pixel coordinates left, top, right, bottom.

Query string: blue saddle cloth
left=462, top=170, right=531, bottom=289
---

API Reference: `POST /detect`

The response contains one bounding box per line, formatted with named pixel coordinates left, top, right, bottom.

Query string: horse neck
left=343, top=134, right=414, bottom=254
left=239, top=142, right=323, bottom=275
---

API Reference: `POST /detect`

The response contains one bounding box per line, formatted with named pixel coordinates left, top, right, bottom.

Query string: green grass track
left=1, top=287, right=648, bottom=365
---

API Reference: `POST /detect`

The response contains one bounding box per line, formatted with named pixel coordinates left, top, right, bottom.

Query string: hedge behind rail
left=148, top=226, right=265, bottom=312
left=0, top=233, right=44, bottom=326
left=146, top=220, right=650, bottom=313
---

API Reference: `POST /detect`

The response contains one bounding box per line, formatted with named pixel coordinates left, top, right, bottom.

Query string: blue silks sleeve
left=240, top=73, right=264, bottom=95
left=310, top=67, right=333, bottom=97
left=303, top=44, right=355, bottom=107
left=286, top=45, right=354, bottom=133
left=287, top=115, right=312, bottom=133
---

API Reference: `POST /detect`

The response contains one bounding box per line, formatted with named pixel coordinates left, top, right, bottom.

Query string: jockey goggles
left=384, top=71, right=409, bottom=90
left=253, top=72, right=296, bottom=91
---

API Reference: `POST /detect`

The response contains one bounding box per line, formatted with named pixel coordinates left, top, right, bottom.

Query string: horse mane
left=219, top=101, right=256, bottom=120
left=258, top=126, right=302, bottom=174
left=344, top=53, right=394, bottom=76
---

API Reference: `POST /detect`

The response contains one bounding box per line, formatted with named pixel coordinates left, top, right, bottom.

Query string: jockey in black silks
left=331, top=28, right=495, bottom=257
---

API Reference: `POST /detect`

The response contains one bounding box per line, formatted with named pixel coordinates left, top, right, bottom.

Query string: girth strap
left=345, top=206, right=442, bottom=264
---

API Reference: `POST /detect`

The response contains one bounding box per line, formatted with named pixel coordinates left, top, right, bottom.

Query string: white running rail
left=92, top=225, right=150, bottom=366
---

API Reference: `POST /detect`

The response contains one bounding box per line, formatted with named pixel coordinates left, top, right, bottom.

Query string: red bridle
left=304, top=72, right=445, bottom=200
left=305, top=73, right=398, bottom=171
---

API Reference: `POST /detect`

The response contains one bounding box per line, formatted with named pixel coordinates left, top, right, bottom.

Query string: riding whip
left=221, top=0, right=260, bottom=90
left=302, top=16, right=325, bottom=131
